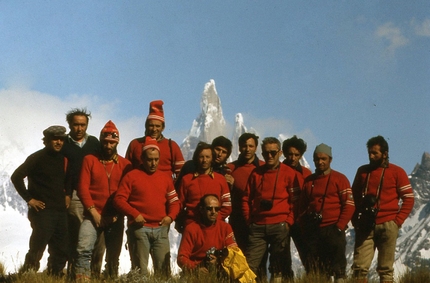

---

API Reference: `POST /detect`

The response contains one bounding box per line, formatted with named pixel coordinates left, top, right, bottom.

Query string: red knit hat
left=142, top=136, right=160, bottom=152
left=146, top=100, right=165, bottom=123
left=100, top=120, right=120, bottom=143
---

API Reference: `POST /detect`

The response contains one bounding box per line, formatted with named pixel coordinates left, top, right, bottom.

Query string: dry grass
left=0, top=263, right=429, bottom=283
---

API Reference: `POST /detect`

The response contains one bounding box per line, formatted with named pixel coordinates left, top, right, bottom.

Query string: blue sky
left=0, top=1, right=429, bottom=181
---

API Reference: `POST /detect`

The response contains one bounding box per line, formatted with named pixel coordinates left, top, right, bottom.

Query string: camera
left=301, top=211, right=322, bottom=230
left=260, top=199, right=273, bottom=211
left=305, top=211, right=322, bottom=226
left=206, top=247, right=228, bottom=261
left=355, top=194, right=378, bottom=232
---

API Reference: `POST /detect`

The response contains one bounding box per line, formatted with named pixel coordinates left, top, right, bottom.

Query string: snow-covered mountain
left=1, top=79, right=429, bottom=278
left=180, top=79, right=227, bottom=161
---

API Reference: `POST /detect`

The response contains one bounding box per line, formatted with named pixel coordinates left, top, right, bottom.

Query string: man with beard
left=177, top=142, right=231, bottom=231
left=114, top=136, right=180, bottom=277
left=299, top=143, right=354, bottom=283
left=126, top=100, right=184, bottom=180
left=75, top=120, right=132, bottom=280
left=175, top=136, right=234, bottom=190
left=351, top=136, right=414, bottom=283
left=11, top=126, right=69, bottom=277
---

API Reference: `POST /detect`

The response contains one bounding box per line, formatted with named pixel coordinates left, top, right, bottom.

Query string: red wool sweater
left=282, top=161, right=312, bottom=219
left=242, top=163, right=296, bottom=226
left=77, top=154, right=132, bottom=214
left=113, top=168, right=181, bottom=227
left=177, top=218, right=237, bottom=269
left=228, top=158, right=265, bottom=218
left=125, top=136, right=185, bottom=176
left=351, top=163, right=414, bottom=226
left=300, top=170, right=355, bottom=230
left=178, top=172, right=232, bottom=222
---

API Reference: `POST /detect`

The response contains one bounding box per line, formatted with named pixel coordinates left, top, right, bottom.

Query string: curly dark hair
left=367, top=135, right=389, bottom=153
left=282, top=135, right=307, bottom=155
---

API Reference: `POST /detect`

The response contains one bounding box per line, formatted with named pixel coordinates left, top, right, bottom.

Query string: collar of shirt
left=99, top=153, right=119, bottom=164
left=193, top=167, right=215, bottom=179
left=68, top=134, right=89, bottom=148
left=315, top=168, right=332, bottom=176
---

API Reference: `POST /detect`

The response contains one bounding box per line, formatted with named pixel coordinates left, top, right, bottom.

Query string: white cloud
left=0, top=88, right=142, bottom=174
left=412, top=18, right=430, bottom=37
left=375, top=22, right=409, bottom=55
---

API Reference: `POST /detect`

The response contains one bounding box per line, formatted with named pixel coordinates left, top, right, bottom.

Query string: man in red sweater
left=114, top=136, right=181, bottom=277
left=177, top=142, right=232, bottom=230
left=299, top=143, right=354, bottom=282
left=227, top=133, right=264, bottom=252
left=351, top=136, right=414, bottom=283
left=177, top=194, right=237, bottom=276
left=75, top=121, right=132, bottom=280
left=125, top=100, right=184, bottom=180
left=242, top=137, right=296, bottom=282
left=281, top=135, right=312, bottom=267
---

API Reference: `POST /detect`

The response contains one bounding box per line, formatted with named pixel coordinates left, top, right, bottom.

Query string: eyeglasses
left=262, top=150, right=279, bottom=157
left=102, top=132, right=119, bottom=139
left=205, top=206, right=221, bottom=212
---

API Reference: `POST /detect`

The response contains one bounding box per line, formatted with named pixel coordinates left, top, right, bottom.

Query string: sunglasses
left=262, top=150, right=279, bottom=157
left=102, top=132, right=119, bottom=139
left=205, top=206, right=221, bottom=212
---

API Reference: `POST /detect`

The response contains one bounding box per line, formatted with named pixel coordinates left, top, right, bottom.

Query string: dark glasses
left=262, top=150, right=279, bottom=157
left=102, top=132, right=119, bottom=139
left=205, top=206, right=221, bottom=212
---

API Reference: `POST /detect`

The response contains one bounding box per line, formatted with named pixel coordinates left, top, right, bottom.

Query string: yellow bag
left=221, top=246, right=257, bottom=283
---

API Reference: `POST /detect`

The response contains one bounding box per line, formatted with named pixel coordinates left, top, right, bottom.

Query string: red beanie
left=100, top=120, right=119, bottom=143
left=142, top=136, right=160, bottom=152
left=146, top=100, right=165, bottom=123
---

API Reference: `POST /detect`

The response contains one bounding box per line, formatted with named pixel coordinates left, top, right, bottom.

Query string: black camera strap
left=269, top=165, right=281, bottom=203
left=308, top=172, right=331, bottom=215
left=363, top=167, right=385, bottom=210
left=258, top=165, right=281, bottom=201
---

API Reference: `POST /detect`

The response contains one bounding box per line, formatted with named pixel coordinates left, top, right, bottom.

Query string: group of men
left=12, top=99, right=414, bottom=283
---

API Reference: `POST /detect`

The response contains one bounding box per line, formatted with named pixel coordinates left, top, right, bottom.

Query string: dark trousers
left=24, top=208, right=69, bottom=275
left=245, top=222, right=293, bottom=281
left=303, top=224, right=347, bottom=279
left=290, top=223, right=307, bottom=267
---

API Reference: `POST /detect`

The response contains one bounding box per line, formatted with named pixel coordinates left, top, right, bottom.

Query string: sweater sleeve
left=166, top=179, right=181, bottom=220
left=113, top=174, right=141, bottom=220
left=219, top=178, right=232, bottom=220
left=77, top=156, right=96, bottom=211
left=170, top=140, right=185, bottom=177
left=394, top=167, right=414, bottom=226
left=177, top=227, right=200, bottom=269
left=11, top=156, right=33, bottom=203
left=336, top=174, right=355, bottom=230
left=241, top=174, right=253, bottom=224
